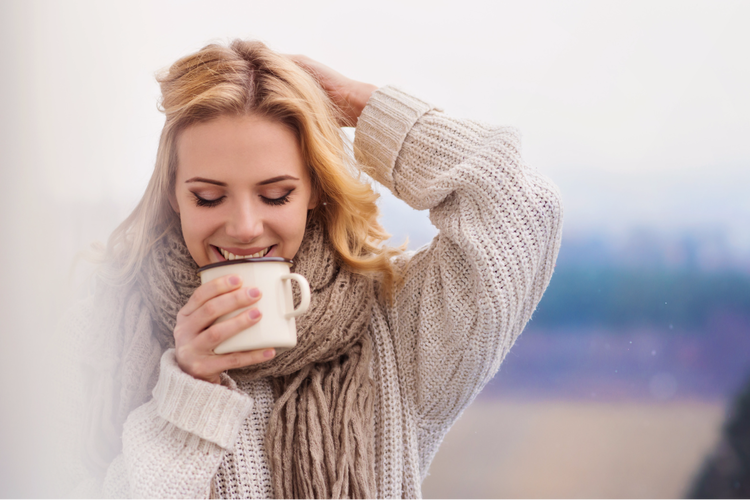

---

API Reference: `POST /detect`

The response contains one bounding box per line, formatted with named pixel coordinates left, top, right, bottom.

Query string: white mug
left=197, top=257, right=311, bottom=355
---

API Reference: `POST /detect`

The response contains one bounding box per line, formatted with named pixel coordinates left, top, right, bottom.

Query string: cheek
left=276, top=202, right=311, bottom=257
left=179, top=207, right=220, bottom=261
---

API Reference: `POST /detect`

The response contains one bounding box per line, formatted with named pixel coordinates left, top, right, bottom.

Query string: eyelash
left=194, top=195, right=224, bottom=208
left=191, top=191, right=293, bottom=208
left=263, top=192, right=292, bottom=206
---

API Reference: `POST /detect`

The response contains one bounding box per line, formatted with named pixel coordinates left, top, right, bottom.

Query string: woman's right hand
left=173, top=274, right=275, bottom=384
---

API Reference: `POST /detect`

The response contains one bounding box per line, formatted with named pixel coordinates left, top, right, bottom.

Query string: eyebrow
left=257, top=175, right=300, bottom=186
left=184, top=175, right=299, bottom=186
left=185, top=177, right=226, bottom=186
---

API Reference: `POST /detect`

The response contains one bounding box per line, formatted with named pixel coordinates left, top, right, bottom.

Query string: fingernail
left=228, top=275, right=241, bottom=286
left=248, top=288, right=261, bottom=298
left=248, top=309, right=261, bottom=320
left=263, top=349, right=275, bottom=359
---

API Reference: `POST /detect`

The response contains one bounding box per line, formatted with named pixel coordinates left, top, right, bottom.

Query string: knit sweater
left=60, top=86, right=563, bottom=498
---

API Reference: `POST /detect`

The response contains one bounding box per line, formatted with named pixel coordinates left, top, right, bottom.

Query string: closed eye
left=262, top=189, right=294, bottom=206
left=192, top=192, right=225, bottom=207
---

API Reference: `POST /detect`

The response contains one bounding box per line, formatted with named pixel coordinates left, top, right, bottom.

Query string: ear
left=168, top=190, right=180, bottom=214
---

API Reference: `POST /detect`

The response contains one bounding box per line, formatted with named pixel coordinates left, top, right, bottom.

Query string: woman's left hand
left=286, top=54, right=377, bottom=127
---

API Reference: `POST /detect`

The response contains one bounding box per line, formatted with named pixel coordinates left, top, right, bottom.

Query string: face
left=171, top=114, right=317, bottom=267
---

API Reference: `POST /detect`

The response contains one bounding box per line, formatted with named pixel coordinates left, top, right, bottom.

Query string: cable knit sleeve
left=56, top=299, right=254, bottom=498
left=354, top=86, right=563, bottom=472
left=117, top=349, right=254, bottom=498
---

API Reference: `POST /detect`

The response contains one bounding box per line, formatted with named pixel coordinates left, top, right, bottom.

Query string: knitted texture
left=68, top=220, right=378, bottom=498
left=59, top=86, right=563, bottom=498
left=117, top=217, right=378, bottom=498
left=226, top=220, right=378, bottom=499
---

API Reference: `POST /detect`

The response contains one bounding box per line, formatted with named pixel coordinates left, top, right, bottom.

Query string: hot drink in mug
left=197, top=257, right=310, bottom=354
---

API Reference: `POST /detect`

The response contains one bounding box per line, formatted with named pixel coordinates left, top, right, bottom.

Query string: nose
left=225, top=204, right=264, bottom=243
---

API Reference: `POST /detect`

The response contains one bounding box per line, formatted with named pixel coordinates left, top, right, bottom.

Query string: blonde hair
left=103, top=40, right=402, bottom=294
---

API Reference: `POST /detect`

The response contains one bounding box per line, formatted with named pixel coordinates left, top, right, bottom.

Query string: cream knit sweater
left=61, top=86, right=563, bottom=498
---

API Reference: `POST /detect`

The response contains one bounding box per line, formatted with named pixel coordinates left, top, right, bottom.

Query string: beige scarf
left=88, top=219, right=377, bottom=498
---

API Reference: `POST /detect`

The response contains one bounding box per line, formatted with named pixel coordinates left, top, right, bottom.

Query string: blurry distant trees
left=530, top=231, right=750, bottom=332
left=531, top=267, right=750, bottom=331
left=487, top=232, right=750, bottom=400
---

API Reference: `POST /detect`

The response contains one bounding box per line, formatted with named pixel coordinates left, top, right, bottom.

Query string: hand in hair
left=173, top=275, right=274, bottom=384
left=286, top=54, right=378, bottom=127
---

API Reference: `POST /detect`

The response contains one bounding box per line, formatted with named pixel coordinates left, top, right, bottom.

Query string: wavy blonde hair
left=103, top=39, right=402, bottom=295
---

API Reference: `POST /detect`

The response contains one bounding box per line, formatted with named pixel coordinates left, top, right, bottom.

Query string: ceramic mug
left=197, top=257, right=311, bottom=355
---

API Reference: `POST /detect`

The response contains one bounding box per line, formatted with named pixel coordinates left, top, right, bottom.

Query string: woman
left=61, top=39, right=563, bottom=498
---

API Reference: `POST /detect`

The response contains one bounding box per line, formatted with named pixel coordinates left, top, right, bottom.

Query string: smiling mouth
left=214, top=245, right=274, bottom=261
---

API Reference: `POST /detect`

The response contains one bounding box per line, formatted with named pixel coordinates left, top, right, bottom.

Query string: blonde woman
left=61, top=40, right=563, bottom=498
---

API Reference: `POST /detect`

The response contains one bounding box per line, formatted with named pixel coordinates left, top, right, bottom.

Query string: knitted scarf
left=89, top=219, right=377, bottom=498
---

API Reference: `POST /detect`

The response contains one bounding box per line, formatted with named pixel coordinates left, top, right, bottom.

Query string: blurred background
left=1, top=0, right=748, bottom=497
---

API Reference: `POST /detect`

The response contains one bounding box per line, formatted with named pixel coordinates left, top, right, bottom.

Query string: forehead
left=175, top=114, right=307, bottom=182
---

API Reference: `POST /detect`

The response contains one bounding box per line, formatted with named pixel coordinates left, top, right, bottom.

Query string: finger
left=181, top=275, right=243, bottom=317
left=193, top=306, right=262, bottom=352
left=188, top=286, right=262, bottom=334
left=203, top=347, right=276, bottom=375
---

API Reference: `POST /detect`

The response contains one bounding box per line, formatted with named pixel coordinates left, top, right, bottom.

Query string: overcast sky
left=2, top=0, right=749, bottom=245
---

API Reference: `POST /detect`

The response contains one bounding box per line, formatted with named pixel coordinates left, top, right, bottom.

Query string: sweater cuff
left=353, top=86, right=435, bottom=191
left=152, top=349, right=254, bottom=451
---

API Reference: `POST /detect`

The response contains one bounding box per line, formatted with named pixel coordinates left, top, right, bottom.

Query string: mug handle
left=281, top=273, right=311, bottom=319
